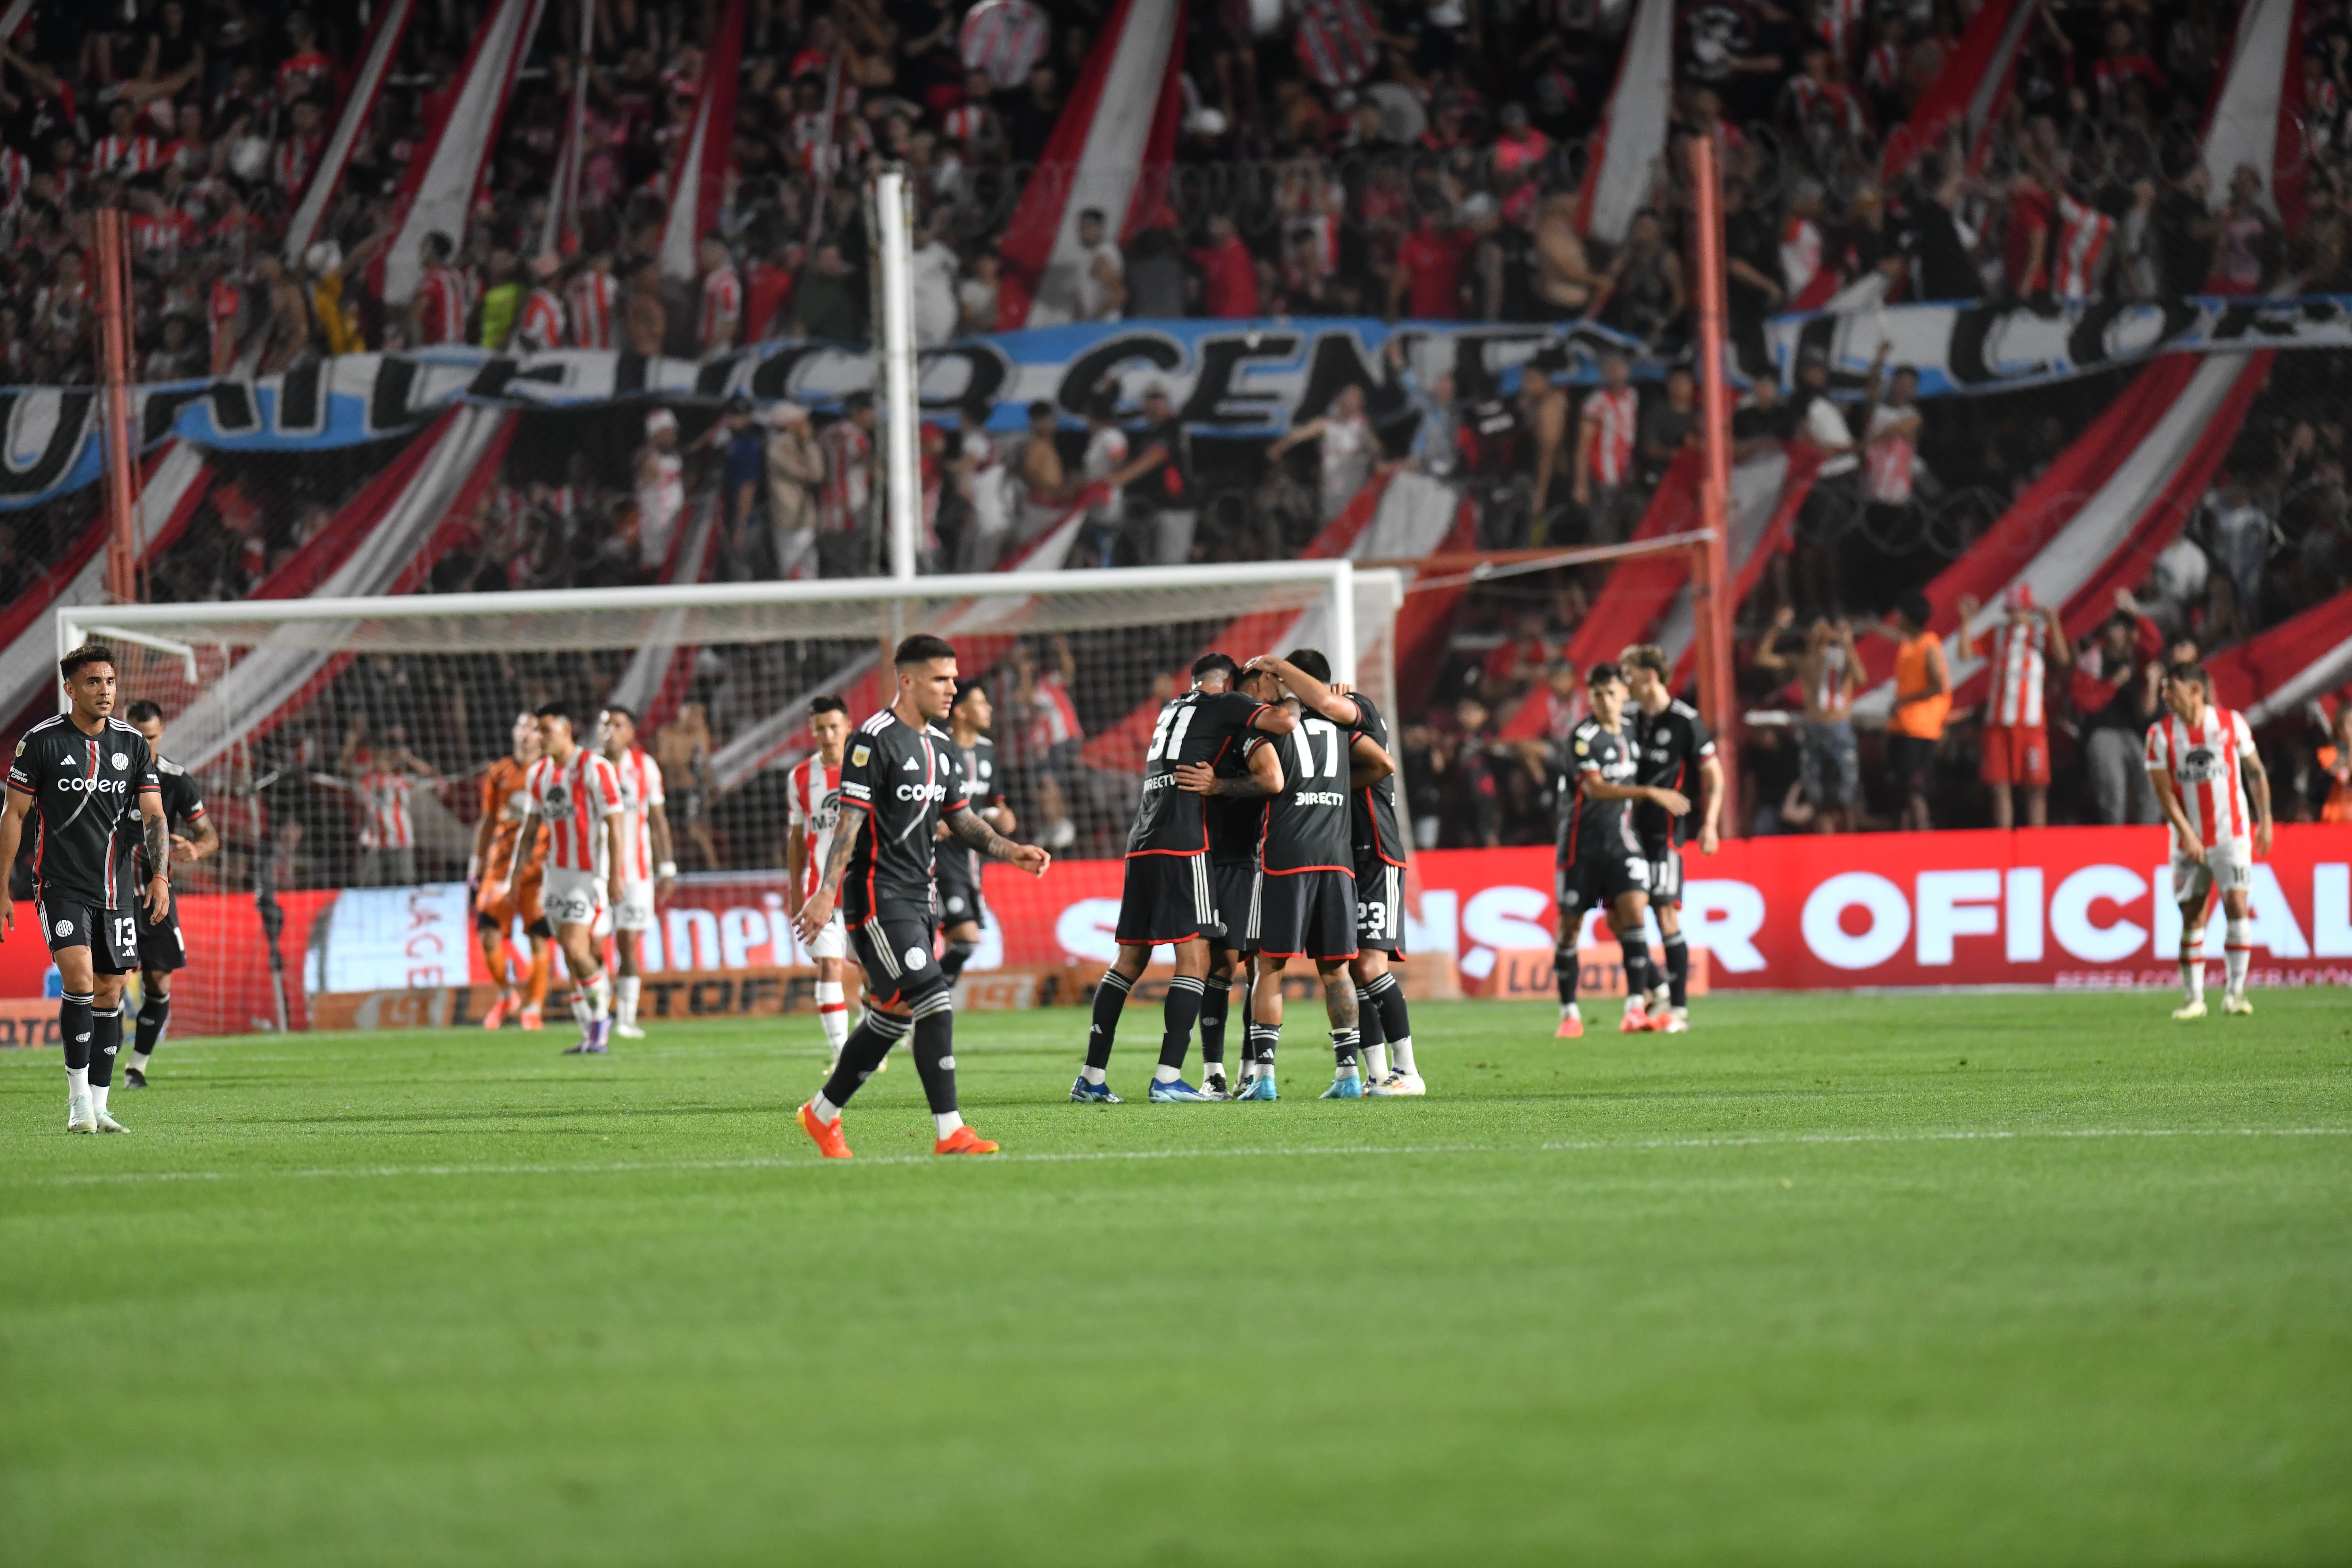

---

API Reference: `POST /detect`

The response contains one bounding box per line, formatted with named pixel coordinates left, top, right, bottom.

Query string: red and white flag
left=993, top=0, right=1188, bottom=329
left=1880, top=0, right=2037, bottom=180
left=960, top=0, right=1050, bottom=89
left=282, top=0, right=415, bottom=264
left=1294, top=0, right=1378, bottom=88
left=658, top=0, right=746, bottom=284
left=1574, top=0, right=1674, bottom=245
left=539, top=0, right=596, bottom=259
left=2201, top=0, right=2305, bottom=229
left=378, top=0, right=548, bottom=306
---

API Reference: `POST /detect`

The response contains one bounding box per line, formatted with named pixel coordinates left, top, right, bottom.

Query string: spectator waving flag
left=960, top=0, right=1051, bottom=90
left=1880, top=0, right=2037, bottom=180
left=282, top=0, right=416, bottom=265
left=377, top=0, right=548, bottom=307
left=1294, top=0, right=1378, bottom=88
left=657, top=0, right=746, bottom=284
left=993, top=0, right=1188, bottom=330
left=1575, top=0, right=1675, bottom=245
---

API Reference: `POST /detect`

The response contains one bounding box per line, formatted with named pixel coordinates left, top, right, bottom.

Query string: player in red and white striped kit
left=1957, top=585, right=2074, bottom=828
left=785, top=696, right=858, bottom=1067
left=2145, top=663, right=2275, bottom=1019
left=599, top=706, right=675, bottom=1040
left=516, top=703, right=625, bottom=1054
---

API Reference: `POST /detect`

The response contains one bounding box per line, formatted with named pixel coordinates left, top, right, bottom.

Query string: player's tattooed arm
left=944, top=805, right=1052, bottom=876
left=139, top=792, right=172, bottom=922
left=816, top=813, right=858, bottom=896
left=1176, top=742, right=1285, bottom=798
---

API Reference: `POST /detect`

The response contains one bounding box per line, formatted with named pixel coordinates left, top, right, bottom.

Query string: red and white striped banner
left=378, top=0, right=548, bottom=306
left=993, top=0, right=1188, bottom=329
left=959, top=0, right=1050, bottom=89
left=1880, top=0, right=2037, bottom=180
left=1575, top=0, right=1676, bottom=245
left=658, top=0, right=746, bottom=284
left=282, top=0, right=416, bottom=264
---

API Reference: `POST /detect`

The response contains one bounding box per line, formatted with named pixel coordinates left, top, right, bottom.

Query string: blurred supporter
left=1867, top=593, right=1948, bottom=832
left=1268, top=382, right=1376, bottom=525
left=1959, top=587, right=2073, bottom=829
left=1753, top=609, right=1862, bottom=835
left=2072, top=596, right=2166, bottom=825
left=763, top=401, right=825, bottom=579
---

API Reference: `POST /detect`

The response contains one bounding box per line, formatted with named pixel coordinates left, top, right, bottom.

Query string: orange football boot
left=933, top=1125, right=999, bottom=1155
left=1619, top=1003, right=1652, bottom=1034
left=798, top=1102, right=853, bottom=1159
left=518, top=1005, right=544, bottom=1031
left=481, top=994, right=512, bottom=1030
left=1555, top=1013, right=1585, bottom=1039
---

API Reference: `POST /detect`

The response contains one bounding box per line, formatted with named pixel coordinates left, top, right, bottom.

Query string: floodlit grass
left=2, top=992, right=2348, bottom=1566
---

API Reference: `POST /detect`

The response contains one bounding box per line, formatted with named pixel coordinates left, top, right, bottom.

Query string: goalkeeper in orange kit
left=473, top=711, right=553, bottom=1030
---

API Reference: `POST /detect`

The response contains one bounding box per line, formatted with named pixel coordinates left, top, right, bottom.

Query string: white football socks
left=809, top=1091, right=842, bottom=1124
left=1391, top=1035, right=1416, bottom=1075
left=91, top=1083, right=109, bottom=1114
left=934, top=1111, right=964, bottom=1138
left=1362, top=1042, right=1390, bottom=1081
left=1080, top=1065, right=1107, bottom=1086
left=2224, top=917, right=2251, bottom=997
left=814, top=980, right=849, bottom=1056
left=2180, top=940, right=2206, bottom=1003
left=615, top=975, right=640, bottom=1027
left=1151, top=1064, right=1181, bottom=1083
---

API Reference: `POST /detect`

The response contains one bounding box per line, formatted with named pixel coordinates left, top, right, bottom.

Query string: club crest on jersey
left=54, top=918, right=73, bottom=937
left=904, top=946, right=928, bottom=969
left=112, top=752, right=128, bottom=768
left=545, top=785, right=571, bottom=811
left=850, top=745, right=870, bottom=767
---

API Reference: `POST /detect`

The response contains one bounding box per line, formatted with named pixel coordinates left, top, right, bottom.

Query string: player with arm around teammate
left=122, top=699, right=217, bottom=1087
left=1620, top=645, right=1722, bottom=1033
left=600, top=705, right=676, bottom=1040
left=2145, top=662, right=2274, bottom=1019
left=1192, top=648, right=1393, bottom=1100
left=791, top=635, right=1053, bottom=1158
left=1075, top=652, right=1296, bottom=1103
left=935, top=680, right=1012, bottom=987
left=785, top=696, right=860, bottom=1069
left=0, top=645, right=172, bottom=1132
left=515, top=703, right=626, bottom=1054
left=1189, top=655, right=1284, bottom=1098
left=1553, top=663, right=1686, bottom=1038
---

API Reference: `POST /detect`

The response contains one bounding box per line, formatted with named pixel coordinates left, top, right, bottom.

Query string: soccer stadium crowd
left=0, top=0, right=2348, bottom=891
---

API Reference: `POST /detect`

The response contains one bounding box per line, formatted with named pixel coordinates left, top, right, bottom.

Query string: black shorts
left=1556, top=853, right=1649, bottom=919
left=936, top=855, right=987, bottom=930
left=1210, top=859, right=1257, bottom=952
left=135, top=899, right=187, bottom=970
left=1888, top=732, right=1937, bottom=798
left=1248, top=868, right=1358, bottom=962
left=1354, top=853, right=1405, bottom=955
left=38, top=898, right=142, bottom=974
left=845, top=907, right=947, bottom=1010
left=1641, top=843, right=1683, bottom=909
left=1115, top=852, right=1216, bottom=946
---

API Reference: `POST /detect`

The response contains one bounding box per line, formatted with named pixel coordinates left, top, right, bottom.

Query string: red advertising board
left=4, top=826, right=2345, bottom=1039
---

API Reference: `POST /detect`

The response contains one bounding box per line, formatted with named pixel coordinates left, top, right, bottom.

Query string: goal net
left=63, top=561, right=1402, bottom=1036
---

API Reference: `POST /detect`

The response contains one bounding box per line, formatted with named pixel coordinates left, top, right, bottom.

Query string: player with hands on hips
left=2144, top=661, right=2273, bottom=1020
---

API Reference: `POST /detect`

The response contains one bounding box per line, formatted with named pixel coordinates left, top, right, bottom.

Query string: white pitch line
left=14, top=1126, right=2350, bottom=1188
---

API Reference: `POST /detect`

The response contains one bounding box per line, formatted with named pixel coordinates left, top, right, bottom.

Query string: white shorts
left=544, top=868, right=608, bottom=930
left=2171, top=839, right=2253, bottom=905
left=614, top=879, right=655, bottom=932
left=806, top=911, right=847, bottom=962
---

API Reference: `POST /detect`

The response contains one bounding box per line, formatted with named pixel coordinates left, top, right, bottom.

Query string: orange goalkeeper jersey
left=482, top=756, right=548, bottom=884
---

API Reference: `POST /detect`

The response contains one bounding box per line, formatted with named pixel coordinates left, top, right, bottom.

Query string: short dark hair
left=125, top=700, right=165, bottom=724
left=534, top=700, right=574, bottom=728
left=1585, top=661, right=1625, bottom=688
left=2166, top=660, right=2209, bottom=688
left=424, top=231, right=453, bottom=261
left=1282, top=647, right=1331, bottom=683
left=1027, top=399, right=1056, bottom=421
left=59, top=645, right=116, bottom=678
left=601, top=703, right=637, bottom=726
left=808, top=694, right=848, bottom=717
left=952, top=679, right=987, bottom=710
left=1080, top=207, right=1106, bottom=225
left=1192, top=653, right=1240, bottom=684
left=1897, top=591, right=1931, bottom=629
left=895, top=634, right=957, bottom=668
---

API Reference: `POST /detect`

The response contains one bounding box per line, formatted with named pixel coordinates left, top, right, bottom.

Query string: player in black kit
left=1077, top=652, right=1295, bottom=1103
left=1620, top=646, right=1723, bottom=1033
left=1554, top=663, right=1689, bottom=1039
left=124, top=700, right=218, bottom=1087
left=934, top=680, right=1011, bottom=985
left=1181, top=649, right=1394, bottom=1100
left=790, top=635, right=1051, bottom=1157
left=0, top=646, right=172, bottom=1133
left=1195, top=657, right=1285, bottom=1098
left=1334, top=677, right=1422, bottom=1097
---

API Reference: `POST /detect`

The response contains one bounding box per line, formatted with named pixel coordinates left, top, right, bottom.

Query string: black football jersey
left=1249, top=711, right=1356, bottom=873
left=838, top=708, right=967, bottom=917
left=941, top=733, right=999, bottom=890
left=1556, top=717, right=1640, bottom=867
left=137, top=757, right=209, bottom=879
left=1629, top=700, right=1713, bottom=849
left=8, top=714, right=161, bottom=909
left=1128, top=689, right=1273, bottom=856
left=1207, top=738, right=1265, bottom=867
left=1343, top=692, right=1405, bottom=868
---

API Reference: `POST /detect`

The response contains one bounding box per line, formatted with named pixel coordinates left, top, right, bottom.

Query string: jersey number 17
left=1291, top=718, right=1343, bottom=780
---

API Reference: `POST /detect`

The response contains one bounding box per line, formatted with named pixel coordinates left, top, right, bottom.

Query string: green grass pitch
left=3, top=991, right=2349, bottom=1566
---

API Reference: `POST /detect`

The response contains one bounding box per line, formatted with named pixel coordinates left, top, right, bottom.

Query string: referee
left=0, top=646, right=172, bottom=1132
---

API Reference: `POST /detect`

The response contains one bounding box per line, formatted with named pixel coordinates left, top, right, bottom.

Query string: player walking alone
left=123, top=700, right=217, bottom=1087
left=785, top=696, right=858, bottom=1067
left=515, top=703, right=625, bottom=1054
left=600, top=705, right=675, bottom=1039
left=1620, top=646, right=1722, bottom=1033
left=1076, top=652, right=1295, bottom=1103
left=2145, top=662, right=2274, bottom=1019
left=0, top=646, right=172, bottom=1132
left=476, top=712, right=552, bottom=1031
left=791, top=636, right=1051, bottom=1158
left=1553, top=664, right=1685, bottom=1037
